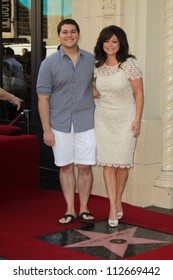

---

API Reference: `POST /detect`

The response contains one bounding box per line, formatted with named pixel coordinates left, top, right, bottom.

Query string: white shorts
left=52, top=127, right=96, bottom=166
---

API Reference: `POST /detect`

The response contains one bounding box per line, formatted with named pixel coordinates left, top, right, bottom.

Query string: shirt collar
left=59, top=45, right=83, bottom=57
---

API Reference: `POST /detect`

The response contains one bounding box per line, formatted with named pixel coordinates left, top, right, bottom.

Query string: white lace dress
left=94, top=58, right=143, bottom=168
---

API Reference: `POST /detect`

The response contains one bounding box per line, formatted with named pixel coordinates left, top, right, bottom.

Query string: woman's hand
left=131, top=119, right=141, bottom=138
left=13, top=96, right=23, bottom=110
left=93, top=85, right=100, bottom=98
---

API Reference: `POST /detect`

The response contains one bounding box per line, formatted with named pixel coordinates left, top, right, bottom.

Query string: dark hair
left=22, top=48, right=28, bottom=52
left=4, top=47, right=15, bottom=56
left=94, top=25, right=135, bottom=68
left=57, top=19, right=80, bottom=35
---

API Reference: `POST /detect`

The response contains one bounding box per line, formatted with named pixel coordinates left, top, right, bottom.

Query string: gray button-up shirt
left=36, top=47, right=95, bottom=133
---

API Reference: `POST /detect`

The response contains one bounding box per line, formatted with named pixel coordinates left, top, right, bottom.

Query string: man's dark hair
left=57, top=19, right=80, bottom=35
left=4, top=47, right=15, bottom=56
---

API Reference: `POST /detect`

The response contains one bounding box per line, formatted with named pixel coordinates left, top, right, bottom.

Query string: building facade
left=0, top=0, right=173, bottom=209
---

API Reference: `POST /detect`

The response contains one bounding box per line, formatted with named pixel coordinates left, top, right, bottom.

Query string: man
left=3, top=47, right=24, bottom=91
left=37, top=19, right=96, bottom=225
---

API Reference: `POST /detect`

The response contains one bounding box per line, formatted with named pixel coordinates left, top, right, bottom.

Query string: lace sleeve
left=124, top=58, right=143, bottom=80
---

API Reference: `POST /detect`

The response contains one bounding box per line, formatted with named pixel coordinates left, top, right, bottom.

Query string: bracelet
left=9, top=94, right=16, bottom=104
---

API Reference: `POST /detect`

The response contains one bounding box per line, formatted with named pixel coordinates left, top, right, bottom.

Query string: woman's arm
left=130, top=78, right=144, bottom=138
left=0, top=87, right=23, bottom=110
left=92, top=79, right=100, bottom=98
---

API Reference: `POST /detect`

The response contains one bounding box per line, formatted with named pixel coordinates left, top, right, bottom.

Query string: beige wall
left=123, top=0, right=163, bottom=207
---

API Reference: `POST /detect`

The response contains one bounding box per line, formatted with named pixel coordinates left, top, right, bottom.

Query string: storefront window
left=1, top=0, right=72, bottom=121
left=1, top=0, right=32, bottom=120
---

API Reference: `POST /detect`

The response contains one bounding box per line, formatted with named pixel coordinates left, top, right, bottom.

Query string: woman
left=0, top=87, right=23, bottom=110
left=93, top=25, right=144, bottom=227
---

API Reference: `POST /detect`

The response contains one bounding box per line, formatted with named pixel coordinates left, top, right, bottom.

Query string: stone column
left=154, top=0, right=173, bottom=208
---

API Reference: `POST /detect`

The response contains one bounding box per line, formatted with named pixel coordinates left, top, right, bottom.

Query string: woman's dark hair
left=57, top=19, right=80, bottom=35
left=94, top=25, right=135, bottom=67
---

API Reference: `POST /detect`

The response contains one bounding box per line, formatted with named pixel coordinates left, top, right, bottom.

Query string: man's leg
left=58, top=163, right=77, bottom=224
left=51, top=128, right=77, bottom=224
left=77, top=164, right=94, bottom=220
left=75, top=128, right=96, bottom=221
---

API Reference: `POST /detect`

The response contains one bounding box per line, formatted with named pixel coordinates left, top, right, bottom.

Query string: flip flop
left=79, top=212, right=95, bottom=223
left=58, top=214, right=77, bottom=225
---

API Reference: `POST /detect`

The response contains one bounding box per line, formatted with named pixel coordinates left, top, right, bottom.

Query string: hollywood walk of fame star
left=65, top=227, right=170, bottom=257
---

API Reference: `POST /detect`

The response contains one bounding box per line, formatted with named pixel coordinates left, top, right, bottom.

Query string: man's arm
left=38, top=94, right=55, bottom=146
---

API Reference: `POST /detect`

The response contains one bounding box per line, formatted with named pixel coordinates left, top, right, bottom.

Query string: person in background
left=21, top=48, right=31, bottom=77
left=20, top=48, right=31, bottom=107
left=93, top=25, right=144, bottom=227
left=22, top=48, right=29, bottom=56
left=37, top=19, right=96, bottom=225
left=3, top=47, right=24, bottom=91
left=0, top=87, right=23, bottom=110
left=1, top=46, right=24, bottom=119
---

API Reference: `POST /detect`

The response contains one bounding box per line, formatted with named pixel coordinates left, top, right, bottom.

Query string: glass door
left=1, top=0, right=72, bottom=122
left=1, top=0, right=32, bottom=120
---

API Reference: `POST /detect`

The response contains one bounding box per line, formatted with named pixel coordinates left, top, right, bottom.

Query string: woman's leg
left=116, top=167, right=129, bottom=215
left=103, top=166, right=118, bottom=220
